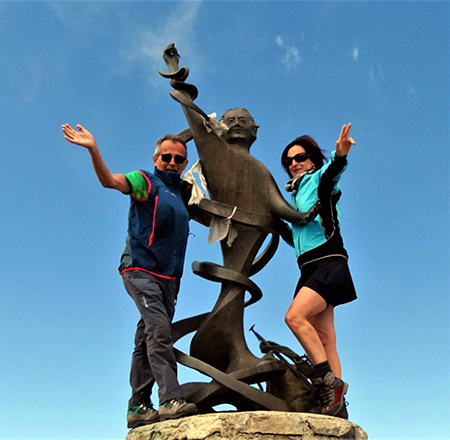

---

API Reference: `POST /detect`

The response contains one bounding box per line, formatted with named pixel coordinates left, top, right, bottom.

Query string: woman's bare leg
left=285, top=286, right=328, bottom=365
left=310, top=306, right=341, bottom=378
left=285, top=286, right=341, bottom=377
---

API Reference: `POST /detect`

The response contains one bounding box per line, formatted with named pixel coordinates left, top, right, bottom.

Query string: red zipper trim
left=120, top=267, right=177, bottom=280
left=148, top=194, right=159, bottom=246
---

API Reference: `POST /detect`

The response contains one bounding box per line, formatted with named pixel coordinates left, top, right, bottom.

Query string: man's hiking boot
left=127, top=403, right=159, bottom=428
left=312, top=371, right=349, bottom=419
left=159, top=398, right=199, bottom=421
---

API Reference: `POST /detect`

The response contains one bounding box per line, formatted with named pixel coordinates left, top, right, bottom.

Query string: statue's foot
left=227, top=354, right=286, bottom=384
left=180, top=356, right=288, bottom=413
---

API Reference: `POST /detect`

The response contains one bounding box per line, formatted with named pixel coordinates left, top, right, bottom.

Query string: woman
left=281, top=124, right=357, bottom=419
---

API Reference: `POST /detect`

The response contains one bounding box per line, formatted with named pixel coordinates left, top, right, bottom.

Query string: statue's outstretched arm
left=268, top=179, right=320, bottom=225
left=158, top=43, right=319, bottom=225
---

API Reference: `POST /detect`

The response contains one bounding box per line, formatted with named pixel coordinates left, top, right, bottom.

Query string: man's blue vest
left=119, top=168, right=189, bottom=279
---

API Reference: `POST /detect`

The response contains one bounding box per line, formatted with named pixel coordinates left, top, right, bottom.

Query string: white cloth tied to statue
left=203, top=112, right=229, bottom=137
left=182, top=160, right=208, bottom=206
left=182, top=160, right=237, bottom=246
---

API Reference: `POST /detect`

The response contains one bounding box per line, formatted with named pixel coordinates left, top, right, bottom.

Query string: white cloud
left=369, top=61, right=386, bottom=86
left=22, top=55, right=44, bottom=103
left=407, top=84, right=418, bottom=96
left=121, top=2, right=201, bottom=86
left=48, top=2, right=107, bottom=32
left=49, top=1, right=202, bottom=89
left=376, top=61, right=386, bottom=83
left=275, top=36, right=302, bottom=72
left=352, top=47, right=359, bottom=61
left=275, top=36, right=283, bottom=47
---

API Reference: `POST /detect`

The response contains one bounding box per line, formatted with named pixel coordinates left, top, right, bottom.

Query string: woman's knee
left=285, top=309, right=306, bottom=331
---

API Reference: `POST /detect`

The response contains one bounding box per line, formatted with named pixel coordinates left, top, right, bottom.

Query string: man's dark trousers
left=122, top=270, right=182, bottom=408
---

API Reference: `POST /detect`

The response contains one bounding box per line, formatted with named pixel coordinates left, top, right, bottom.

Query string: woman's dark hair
left=281, top=135, right=327, bottom=178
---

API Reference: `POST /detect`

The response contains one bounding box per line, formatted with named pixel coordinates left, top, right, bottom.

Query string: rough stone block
left=125, top=411, right=368, bottom=440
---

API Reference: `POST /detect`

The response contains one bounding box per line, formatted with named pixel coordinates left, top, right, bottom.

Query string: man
left=61, top=123, right=198, bottom=428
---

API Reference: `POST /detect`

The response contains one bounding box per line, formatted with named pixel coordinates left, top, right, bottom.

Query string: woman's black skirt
left=294, top=256, right=357, bottom=307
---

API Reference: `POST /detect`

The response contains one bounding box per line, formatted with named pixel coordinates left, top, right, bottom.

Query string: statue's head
left=219, top=108, right=259, bottom=151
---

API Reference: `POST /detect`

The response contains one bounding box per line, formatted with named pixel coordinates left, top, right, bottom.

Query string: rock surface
left=125, top=411, right=368, bottom=440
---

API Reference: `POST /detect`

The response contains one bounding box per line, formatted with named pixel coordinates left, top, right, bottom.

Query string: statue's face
left=222, top=109, right=257, bottom=147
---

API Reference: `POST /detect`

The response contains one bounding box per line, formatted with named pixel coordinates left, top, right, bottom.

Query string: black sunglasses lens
left=161, top=154, right=186, bottom=164
left=286, top=153, right=309, bottom=166
left=294, top=153, right=308, bottom=163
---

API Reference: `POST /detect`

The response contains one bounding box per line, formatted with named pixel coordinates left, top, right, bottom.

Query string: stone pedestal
left=125, top=411, right=368, bottom=440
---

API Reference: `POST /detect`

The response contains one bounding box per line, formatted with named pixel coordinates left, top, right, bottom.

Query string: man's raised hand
left=62, top=124, right=97, bottom=150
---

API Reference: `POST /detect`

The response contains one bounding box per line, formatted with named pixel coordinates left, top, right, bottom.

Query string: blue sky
left=0, top=1, right=448, bottom=439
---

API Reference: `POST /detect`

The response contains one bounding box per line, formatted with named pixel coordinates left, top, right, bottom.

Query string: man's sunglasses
left=284, top=153, right=310, bottom=167
left=160, top=153, right=186, bottom=164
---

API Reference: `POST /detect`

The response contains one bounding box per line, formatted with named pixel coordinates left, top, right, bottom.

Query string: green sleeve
left=123, top=171, right=149, bottom=200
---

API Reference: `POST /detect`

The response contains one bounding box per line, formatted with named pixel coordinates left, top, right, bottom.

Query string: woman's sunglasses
left=160, top=153, right=186, bottom=164
left=284, top=153, right=310, bottom=167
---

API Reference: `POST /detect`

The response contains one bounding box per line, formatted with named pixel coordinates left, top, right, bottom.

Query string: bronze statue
left=158, top=43, right=319, bottom=412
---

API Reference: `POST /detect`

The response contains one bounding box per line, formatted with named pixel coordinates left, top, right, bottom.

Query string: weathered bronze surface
left=159, top=43, right=318, bottom=413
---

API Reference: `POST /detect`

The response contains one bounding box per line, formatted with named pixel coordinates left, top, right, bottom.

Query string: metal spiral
left=159, top=43, right=291, bottom=412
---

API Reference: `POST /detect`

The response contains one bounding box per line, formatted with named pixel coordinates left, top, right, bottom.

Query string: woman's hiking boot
left=312, top=371, right=349, bottom=419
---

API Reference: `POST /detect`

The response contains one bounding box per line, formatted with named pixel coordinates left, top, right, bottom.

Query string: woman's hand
left=335, top=123, right=356, bottom=157
left=62, top=123, right=97, bottom=150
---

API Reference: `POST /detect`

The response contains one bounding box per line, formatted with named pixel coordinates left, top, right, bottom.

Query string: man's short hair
left=154, top=134, right=188, bottom=156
